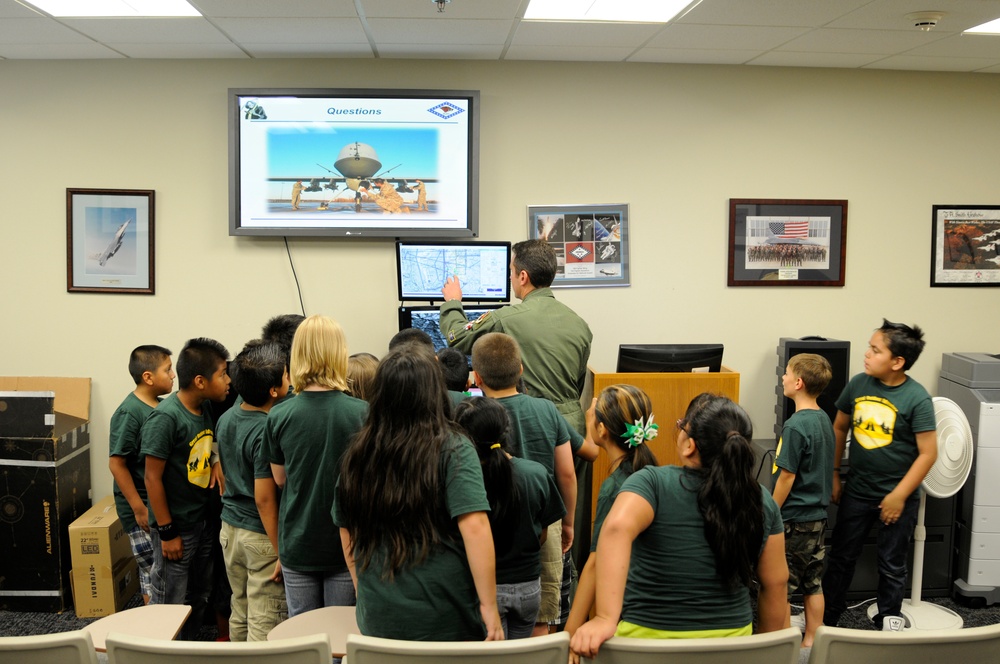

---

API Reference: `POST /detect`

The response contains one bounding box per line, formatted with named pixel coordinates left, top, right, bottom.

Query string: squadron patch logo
left=851, top=397, right=898, bottom=450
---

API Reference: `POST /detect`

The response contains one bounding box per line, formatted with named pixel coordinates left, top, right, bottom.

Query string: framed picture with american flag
left=728, top=199, right=847, bottom=287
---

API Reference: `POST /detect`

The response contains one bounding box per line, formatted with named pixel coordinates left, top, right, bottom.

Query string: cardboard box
left=0, top=377, right=91, bottom=612
left=69, top=496, right=139, bottom=617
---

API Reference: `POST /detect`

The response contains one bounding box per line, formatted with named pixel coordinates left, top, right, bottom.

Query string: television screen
left=396, top=240, right=510, bottom=302
left=229, top=88, right=479, bottom=238
left=398, top=305, right=503, bottom=356
left=617, top=344, right=725, bottom=373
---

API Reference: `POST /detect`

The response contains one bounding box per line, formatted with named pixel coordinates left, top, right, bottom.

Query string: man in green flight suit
left=440, top=239, right=592, bottom=435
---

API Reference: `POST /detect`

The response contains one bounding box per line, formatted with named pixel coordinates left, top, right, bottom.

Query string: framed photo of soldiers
left=728, top=198, right=847, bottom=287
left=930, top=205, right=1000, bottom=287
left=527, top=203, right=630, bottom=288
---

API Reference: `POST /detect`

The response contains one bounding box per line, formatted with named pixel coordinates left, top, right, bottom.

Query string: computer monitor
left=396, top=240, right=510, bottom=302
left=616, top=344, right=724, bottom=373
left=398, top=305, right=502, bottom=356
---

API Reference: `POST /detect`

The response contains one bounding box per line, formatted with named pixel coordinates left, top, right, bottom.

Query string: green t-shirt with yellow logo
left=139, top=392, right=216, bottom=529
left=835, top=373, right=936, bottom=502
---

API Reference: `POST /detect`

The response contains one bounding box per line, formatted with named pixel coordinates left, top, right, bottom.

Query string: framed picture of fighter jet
left=527, top=203, right=630, bottom=288
left=728, top=199, right=847, bottom=287
left=67, top=188, right=155, bottom=294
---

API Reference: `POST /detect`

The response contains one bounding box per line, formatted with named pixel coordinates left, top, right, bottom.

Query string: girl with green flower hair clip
left=565, top=384, right=659, bottom=637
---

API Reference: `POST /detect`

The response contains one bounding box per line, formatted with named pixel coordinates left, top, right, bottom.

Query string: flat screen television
left=616, top=344, right=725, bottom=373
left=396, top=240, right=510, bottom=302
left=229, top=88, right=480, bottom=238
left=398, top=305, right=503, bottom=356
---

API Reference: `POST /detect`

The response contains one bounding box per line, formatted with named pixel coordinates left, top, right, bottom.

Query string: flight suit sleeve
left=439, top=300, right=503, bottom=354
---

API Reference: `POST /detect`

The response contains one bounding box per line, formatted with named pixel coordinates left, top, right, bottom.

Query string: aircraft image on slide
left=269, top=142, right=437, bottom=213
left=95, top=218, right=131, bottom=266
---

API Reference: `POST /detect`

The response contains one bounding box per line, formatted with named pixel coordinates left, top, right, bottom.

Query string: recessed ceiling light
left=23, top=0, right=201, bottom=17
left=524, top=0, right=700, bottom=23
left=965, top=17, right=1000, bottom=35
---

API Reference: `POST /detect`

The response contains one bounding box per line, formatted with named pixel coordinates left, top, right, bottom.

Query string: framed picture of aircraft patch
left=728, top=199, right=847, bottom=287
left=67, top=188, right=155, bottom=294
left=527, top=203, right=630, bottom=288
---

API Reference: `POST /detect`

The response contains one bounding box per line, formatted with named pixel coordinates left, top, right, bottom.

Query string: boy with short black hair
left=822, top=319, right=938, bottom=632
left=218, top=340, right=290, bottom=641
left=472, top=332, right=578, bottom=635
left=438, top=347, right=471, bottom=393
left=142, top=337, right=230, bottom=640
left=109, top=344, right=174, bottom=605
left=772, top=353, right=835, bottom=647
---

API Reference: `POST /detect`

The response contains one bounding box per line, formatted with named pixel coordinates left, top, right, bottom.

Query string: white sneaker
left=882, top=615, right=905, bottom=632
left=790, top=613, right=805, bottom=632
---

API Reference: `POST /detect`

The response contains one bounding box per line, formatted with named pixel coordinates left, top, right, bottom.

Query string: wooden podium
left=583, top=367, right=740, bottom=518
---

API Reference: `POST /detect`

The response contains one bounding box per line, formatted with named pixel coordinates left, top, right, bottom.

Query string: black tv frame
left=229, top=87, right=480, bottom=239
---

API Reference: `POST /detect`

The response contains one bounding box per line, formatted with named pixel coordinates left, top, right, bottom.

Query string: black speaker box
left=774, top=337, right=851, bottom=440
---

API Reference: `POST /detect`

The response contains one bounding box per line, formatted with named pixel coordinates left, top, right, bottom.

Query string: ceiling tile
left=190, top=0, right=358, bottom=18
left=504, top=44, right=636, bottom=61
left=647, top=24, right=809, bottom=50
left=368, top=18, right=511, bottom=44
left=862, top=54, right=1000, bottom=71
left=359, top=0, right=523, bottom=20
left=242, top=42, right=374, bottom=58
left=776, top=28, right=944, bottom=55
left=748, top=51, right=884, bottom=68
left=214, top=17, right=368, bottom=43
left=0, top=17, right=93, bottom=43
left=678, top=0, right=872, bottom=27
left=61, top=18, right=230, bottom=43
left=377, top=43, right=504, bottom=59
left=629, top=48, right=758, bottom=64
left=512, top=20, right=661, bottom=47
left=110, top=42, right=249, bottom=58
left=0, top=42, right=123, bottom=57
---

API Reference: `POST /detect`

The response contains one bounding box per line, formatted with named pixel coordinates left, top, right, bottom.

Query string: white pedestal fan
left=865, top=396, right=974, bottom=631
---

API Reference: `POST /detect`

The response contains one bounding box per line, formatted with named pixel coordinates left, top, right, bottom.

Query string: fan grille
left=925, top=397, right=974, bottom=498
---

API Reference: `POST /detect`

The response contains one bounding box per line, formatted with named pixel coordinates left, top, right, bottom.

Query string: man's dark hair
left=388, top=328, right=435, bottom=352
left=231, top=340, right=285, bottom=407
left=437, top=347, right=469, bottom=392
left=261, top=314, right=305, bottom=357
left=878, top=319, right=926, bottom=370
left=128, top=345, right=171, bottom=384
left=512, top=239, right=557, bottom=288
left=177, top=338, right=229, bottom=389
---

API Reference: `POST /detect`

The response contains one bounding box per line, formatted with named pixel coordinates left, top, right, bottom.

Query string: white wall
left=1, top=58, right=998, bottom=499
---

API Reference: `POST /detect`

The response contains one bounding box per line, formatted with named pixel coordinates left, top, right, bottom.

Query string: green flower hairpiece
left=621, top=415, right=658, bottom=448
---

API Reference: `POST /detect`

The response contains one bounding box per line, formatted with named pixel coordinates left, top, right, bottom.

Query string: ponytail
left=453, top=399, right=522, bottom=553
left=685, top=396, right=764, bottom=589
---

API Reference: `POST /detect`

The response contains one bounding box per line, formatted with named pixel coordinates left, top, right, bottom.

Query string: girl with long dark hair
left=333, top=347, right=503, bottom=641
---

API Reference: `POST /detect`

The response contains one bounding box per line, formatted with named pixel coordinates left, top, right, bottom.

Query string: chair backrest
left=345, top=631, right=570, bottom=664
left=581, top=627, right=802, bottom=664
left=0, top=629, right=99, bottom=664
left=105, top=631, right=330, bottom=664
left=809, top=623, right=1000, bottom=664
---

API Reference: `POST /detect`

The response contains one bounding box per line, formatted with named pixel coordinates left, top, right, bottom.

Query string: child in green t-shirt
left=109, top=344, right=173, bottom=604
left=772, top=353, right=835, bottom=647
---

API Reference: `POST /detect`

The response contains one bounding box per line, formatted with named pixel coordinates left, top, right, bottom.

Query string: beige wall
left=1, top=59, right=997, bottom=500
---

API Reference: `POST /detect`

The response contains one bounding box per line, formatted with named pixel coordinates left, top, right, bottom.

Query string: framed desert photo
left=527, top=203, right=629, bottom=288
left=931, top=205, right=1000, bottom=287
left=67, top=188, right=155, bottom=294
left=728, top=199, right=847, bottom=287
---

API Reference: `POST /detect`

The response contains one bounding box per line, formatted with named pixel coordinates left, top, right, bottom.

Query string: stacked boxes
left=0, top=377, right=91, bottom=612
left=69, top=495, right=139, bottom=617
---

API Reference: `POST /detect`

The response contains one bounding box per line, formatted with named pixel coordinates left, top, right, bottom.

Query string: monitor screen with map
left=396, top=240, right=511, bottom=302
left=398, top=305, right=504, bottom=354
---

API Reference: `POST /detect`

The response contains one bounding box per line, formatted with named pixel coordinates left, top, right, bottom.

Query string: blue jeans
left=497, top=578, right=541, bottom=639
left=822, top=491, right=919, bottom=628
left=281, top=566, right=355, bottom=617
left=149, top=520, right=215, bottom=641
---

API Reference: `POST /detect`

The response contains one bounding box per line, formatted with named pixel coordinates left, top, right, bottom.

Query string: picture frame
left=930, top=205, right=1000, bottom=287
left=527, top=203, right=629, bottom=288
left=67, top=188, right=155, bottom=294
left=728, top=199, right=847, bottom=287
